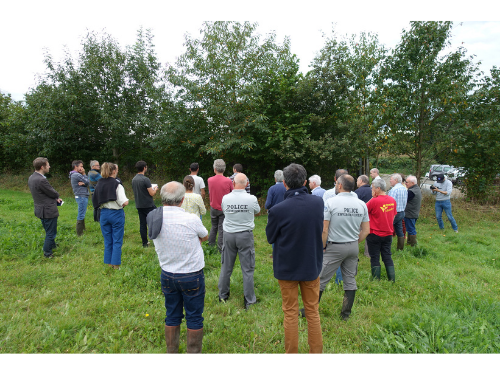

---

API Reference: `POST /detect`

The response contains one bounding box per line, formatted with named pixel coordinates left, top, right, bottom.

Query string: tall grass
left=0, top=182, right=499, bottom=353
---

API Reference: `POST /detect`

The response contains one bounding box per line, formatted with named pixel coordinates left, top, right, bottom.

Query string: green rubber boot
left=386, top=266, right=396, bottom=282
left=371, top=266, right=381, bottom=280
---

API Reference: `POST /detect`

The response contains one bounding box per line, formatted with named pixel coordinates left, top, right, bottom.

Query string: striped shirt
left=388, top=183, right=408, bottom=212
left=153, top=206, right=208, bottom=273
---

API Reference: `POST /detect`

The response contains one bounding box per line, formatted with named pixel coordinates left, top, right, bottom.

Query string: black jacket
left=266, top=187, right=324, bottom=281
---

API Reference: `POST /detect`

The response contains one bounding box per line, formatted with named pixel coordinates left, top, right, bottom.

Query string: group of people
left=28, top=157, right=459, bottom=354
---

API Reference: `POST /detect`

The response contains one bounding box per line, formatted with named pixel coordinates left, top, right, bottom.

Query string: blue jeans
left=75, top=196, right=88, bottom=220
left=393, top=211, right=405, bottom=237
left=404, top=218, right=418, bottom=235
left=100, top=208, right=125, bottom=265
left=435, top=200, right=458, bottom=231
left=41, top=217, right=57, bottom=257
left=335, top=267, right=343, bottom=284
left=161, top=269, right=205, bottom=330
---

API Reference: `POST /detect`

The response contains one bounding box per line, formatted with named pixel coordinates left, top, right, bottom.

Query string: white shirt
left=191, top=175, right=205, bottom=196
left=101, top=184, right=129, bottom=210
left=153, top=206, right=208, bottom=273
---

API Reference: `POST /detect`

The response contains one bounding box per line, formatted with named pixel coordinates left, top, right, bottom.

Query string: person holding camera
left=430, top=174, right=458, bottom=233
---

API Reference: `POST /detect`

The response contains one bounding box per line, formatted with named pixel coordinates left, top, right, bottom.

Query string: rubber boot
left=186, top=328, right=203, bottom=353
left=340, top=290, right=356, bottom=321
left=82, top=218, right=86, bottom=231
left=371, top=266, right=381, bottom=280
left=164, top=325, right=180, bottom=353
left=397, top=237, right=405, bottom=250
left=76, top=220, right=84, bottom=236
left=386, top=266, right=396, bottom=282
left=299, top=290, right=322, bottom=318
left=408, top=235, right=417, bottom=247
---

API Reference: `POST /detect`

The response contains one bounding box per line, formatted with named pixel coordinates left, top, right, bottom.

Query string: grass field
left=1, top=177, right=499, bottom=354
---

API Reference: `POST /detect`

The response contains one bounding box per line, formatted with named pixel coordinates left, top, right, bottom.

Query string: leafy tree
left=380, top=21, right=480, bottom=183
left=0, top=92, right=33, bottom=171
left=163, top=21, right=301, bottom=190
left=449, top=67, right=500, bottom=203
left=23, top=29, right=166, bottom=171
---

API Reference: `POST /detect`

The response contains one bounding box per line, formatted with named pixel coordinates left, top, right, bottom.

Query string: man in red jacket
left=266, top=163, right=324, bottom=353
left=366, top=178, right=397, bottom=281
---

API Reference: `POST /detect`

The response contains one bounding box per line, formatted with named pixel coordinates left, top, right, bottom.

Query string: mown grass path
left=1, top=187, right=499, bottom=353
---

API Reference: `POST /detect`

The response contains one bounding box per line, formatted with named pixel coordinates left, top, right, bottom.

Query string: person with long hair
left=92, top=162, right=129, bottom=269
left=181, top=175, right=206, bottom=219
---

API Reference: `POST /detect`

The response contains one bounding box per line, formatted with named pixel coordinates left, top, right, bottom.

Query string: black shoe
left=143, top=243, right=149, bottom=248
left=44, top=254, right=54, bottom=259
left=244, top=297, right=258, bottom=310
left=219, top=291, right=230, bottom=303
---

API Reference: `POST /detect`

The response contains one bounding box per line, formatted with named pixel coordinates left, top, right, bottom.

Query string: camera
left=429, top=185, right=437, bottom=190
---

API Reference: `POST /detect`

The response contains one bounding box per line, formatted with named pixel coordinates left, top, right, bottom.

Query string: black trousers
left=366, top=233, right=394, bottom=268
left=137, top=206, right=156, bottom=245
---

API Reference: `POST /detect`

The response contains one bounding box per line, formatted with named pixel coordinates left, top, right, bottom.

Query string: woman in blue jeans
left=431, top=174, right=458, bottom=232
left=92, top=163, right=129, bottom=269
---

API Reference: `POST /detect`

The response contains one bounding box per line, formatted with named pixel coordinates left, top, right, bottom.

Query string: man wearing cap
left=431, top=174, right=458, bottom=233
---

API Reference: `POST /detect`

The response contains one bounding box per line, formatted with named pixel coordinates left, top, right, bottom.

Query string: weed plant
left=0, top=185, right=499, bottom=353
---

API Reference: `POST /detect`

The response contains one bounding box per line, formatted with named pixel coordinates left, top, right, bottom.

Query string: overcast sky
left=1, top=1, right=499, bottom=101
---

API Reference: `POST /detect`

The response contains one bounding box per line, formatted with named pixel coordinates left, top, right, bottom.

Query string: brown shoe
left=165, top=325, right=180, bottom=353
left=187, top=328, right=203, bottom=353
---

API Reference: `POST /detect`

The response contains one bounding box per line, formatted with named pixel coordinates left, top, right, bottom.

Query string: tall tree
left=448, top=67, right=500, bottom=203
left=380, top=21, right=480, bottom=183
left=163, top=21, right=301, bottom=189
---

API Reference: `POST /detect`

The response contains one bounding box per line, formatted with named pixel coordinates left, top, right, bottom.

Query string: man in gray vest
left=404, top=175, right=422, bottom=246
left=218, top=173, right=261, bottom=309
left=319, top=174, right=370, bottom=321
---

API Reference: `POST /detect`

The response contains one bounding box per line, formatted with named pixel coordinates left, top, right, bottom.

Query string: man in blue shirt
left=264, top=170, right=286, bottom=211
left=388, top=173, right=408, bottom=250
left=88, top=160, right=102, bottom=196
left=309, top=175, right=325, bottom=198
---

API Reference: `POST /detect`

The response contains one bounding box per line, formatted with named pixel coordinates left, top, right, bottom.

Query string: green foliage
left=365, top=300, right=500, bottom=353
left=449, top=67, right=500, bottom=203
left=381, top=22, right=481, bottom=183
left=22, top=28, right=166, bottom=172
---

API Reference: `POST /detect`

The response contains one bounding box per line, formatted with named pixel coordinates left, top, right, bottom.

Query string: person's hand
left=56, top=198, right=62, bottom=203
left=78, top=182, right=85, bottom=186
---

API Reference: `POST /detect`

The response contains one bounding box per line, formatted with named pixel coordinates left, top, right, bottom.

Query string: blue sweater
left=266, top=187, right=324, bottom=281
left=355, top=184, right=372, bottom=203
left=265, top=182, right=286, bottom=210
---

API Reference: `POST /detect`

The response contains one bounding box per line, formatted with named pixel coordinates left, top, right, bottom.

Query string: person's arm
left=358, top=221, right=370, bottom=243
left=407, top=190, right=415, bottom=201
left=265, top=188, right=274, bottom=210
left=39, top=178, right=60, bottom=199
left=200, top=188, right=206, bottom=200
left=116, top=185, right=129, bottom=207
left=252, top=196, right=261, bottom=214
left=77, top=173, right=89, bottom=186
left=198, top=195, right=207, bottom=215
left=147, top=186, right=157, bottom=197
left=322, top=220, right=330, bottom=249
left=265, top=210, right=278, bottom=244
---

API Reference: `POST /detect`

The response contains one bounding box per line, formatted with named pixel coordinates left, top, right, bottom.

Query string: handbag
left=94, top=206, right=101, bottom=222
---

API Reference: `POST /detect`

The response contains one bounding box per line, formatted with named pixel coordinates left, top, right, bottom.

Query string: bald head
left=160, top=181, right=186, bottom=206
left=234, top=173, right=248, bottom=189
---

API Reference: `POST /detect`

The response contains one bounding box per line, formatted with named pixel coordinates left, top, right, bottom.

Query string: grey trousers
left=208, top=207, right=225, bottom=249
left=319, top=241, right=359, bottom=291
left=218, top=230, right=256, bottom=304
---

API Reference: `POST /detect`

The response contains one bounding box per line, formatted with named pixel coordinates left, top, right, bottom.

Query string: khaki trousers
left=278, top=277, right=323, bottom=353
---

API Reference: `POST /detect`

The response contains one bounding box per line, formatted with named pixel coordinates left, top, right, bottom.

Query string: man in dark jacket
left=266, top=163, right=323, bottom=354
left=69, top=160, right=89, bottom=236
left=355, top=174, right=372, bottom=257
left=28, top=157, right=63, bottom=258
left=404, top=175, right=422, bottom=246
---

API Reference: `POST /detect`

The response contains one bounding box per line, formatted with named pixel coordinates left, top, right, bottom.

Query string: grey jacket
left=69, top=171, right=90, bottom=197
left=28, top=172, right=60, bottom=219
left=147, top=207, right=164, bottom=240
left=405, top=184, right=422, bottom=219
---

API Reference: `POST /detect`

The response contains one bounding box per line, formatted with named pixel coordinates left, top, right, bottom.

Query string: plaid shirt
left=153, top=206, right=208, bottom=273
left=388, top=183, right=408, bottom=212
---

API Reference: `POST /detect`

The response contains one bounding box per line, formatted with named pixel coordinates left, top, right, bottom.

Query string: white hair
left=309, top=174, right=321, bottom=186
left=406, top=175, right=417, bottom=184
left=391, top=173, right=402, bottom=183
left=274, top=170, right=284, bottom=182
